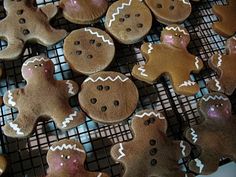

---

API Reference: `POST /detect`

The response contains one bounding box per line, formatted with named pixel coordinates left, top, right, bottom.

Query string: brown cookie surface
left=64, top=27, right=115, bottom=75
left=46, top=139, right=109, bottom=177
left=132, top=25, right=204, bottom=96
left=185, top=92, right=236, bottom=175
left=60, top=0, right=108, bottom=24
left=78, top=71, right=139, bottom=124
left=212, top=0, right=236, bottom=37
left=105, top=0, right=152, bottom=44
left=0, top=0, right=67, bottom=60
left=0, top=155, right=7, bottom=176
left=3, top=56, right=85, bottom=138
left=145, top=0, right=192, bottom=25
left=208, top=36, right=236, bottom=95
left=111, top=109, right=193, bottom=177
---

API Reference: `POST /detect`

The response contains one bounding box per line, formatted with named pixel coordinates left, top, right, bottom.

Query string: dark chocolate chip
left=151, top=159, right=157, bottom=166
left=114, top=100, right=119, bottom=106
left=90, top=98, right=97, bottom=104
left=150, top=148, right=157, bottom=156
left=97, top=85, right=103, bottom=91
left=101, top=106, right=107, bottom=112
left=150, top=139, right=156, bottom=146
left=19, top=18, right=26, bottom=24
left=74, top=41, right=80, bottom=45
left=17, top=9, right=24, bottom=15
left=23, top=29, right=30, bottom=35
left=76, top=50, right=82, bottom=55
left=104, top=86, right=110, bottom=91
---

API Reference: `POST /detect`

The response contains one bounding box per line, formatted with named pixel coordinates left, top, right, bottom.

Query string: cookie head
left=22, top=57, right=54, bottom=81
left=161, top=25, right=190, bottom=48
left=226, top=36, right=236, bottom=54
left=199, top=93, right=232, bottom=120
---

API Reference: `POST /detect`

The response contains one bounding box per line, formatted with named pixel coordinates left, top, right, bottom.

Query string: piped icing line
left=66, top=80, right=75, bottom=95
left=97, top=173, right=103, bottom=177
left=84, top=76, right=129, bottom=83
left=195, top=158, right=204, bottom=173
left=117, top=143, right=126, bottom=160
left=61, top=111, right=78, bottom=128
left=214, top=79, right=221, bottom=91
left=8, top=90, right=16, bottom=106
left=84, top=28, right=114, bottom=45
left=50, top=144, right=85, bottom=153
left=138, top=65, right=148, bottom=77
left=217, top=54, right=222, bottom=67
left=148, top=43, right=153, bottom=54
left=135, top=112, right=165, bottom=119
left=108, top=0, right=132, bottom=27
left=181, top=0, right=191, bottom=5
left=195, top=57, right=200, bottom=69
left=165, top=26, right=189, bottom=35
left=190, top=128, right=198, bottom=144
left=23, top=57, right=49, bottom=66
left=202, top=95, right=228, bottom=102
left=179, top=80, right=196, bottom=87
left=9, top=122, right=24, bottom=135
left=180, top=141, right=186, bottom=157
left=233, top=36, right=236, bottom=40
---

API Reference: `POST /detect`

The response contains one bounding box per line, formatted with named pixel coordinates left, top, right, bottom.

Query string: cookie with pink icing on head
left=0, top=155, right=7, bottom=176
left=132, top=25, right=204, bottom=96
left=111, top=109, right=194, bottom=177
left=46, top=139, right=109, bottom=177
left=185, top=92, right=236, bottom=175
left=208, top=36, right=236, bottom=95
left=2, top=56, right=85, bottom=138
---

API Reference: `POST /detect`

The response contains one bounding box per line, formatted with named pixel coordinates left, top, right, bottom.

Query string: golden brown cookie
left=132, top=25, right=204, bottom=96
left=60, top=0, right=108, bottom=24
left=212, top=0, right=236, bottom=37
left=3, top=56, right=85, bottom=138
left=0, top=155, right=7, bottom=176
left=46, top=139, right=109, bottom=177
left=64, top=27, right=115, bottom=75
left=208, top=36, right=236, bottom=95
left=105, top=0, right=152, bottom=44
left=111, top=109, right=194, bottom=177
left=185, top=92, right=236, bottom=175
left=0, top=0, right=67, bottom=60
left=78, top=71, right=139, bottom=124
left=144, top=0, right=192, bottom=25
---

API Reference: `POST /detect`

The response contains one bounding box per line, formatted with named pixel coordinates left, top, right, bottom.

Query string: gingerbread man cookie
left=212, top=0, right=236, bottom=37
left=208, top=36, right=236, bottom=95
left=46, top=139, right=109, bottom=177
left=111, top=109, right=193, bottom=177
left=105, top=0, right=152, bottom=44
left=185, top=92, right=236, bottom=175
left=0, top=155, right=7, bottom=176
left=3, top=56, right=85, bottom=138
left=144, top=0, right=192, bottom=25
left=0, top=0, right=67, bottom=60
left=132, top=25, right=204, bottom=96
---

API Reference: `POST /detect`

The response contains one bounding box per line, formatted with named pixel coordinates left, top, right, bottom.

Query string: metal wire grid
left=0, top=0, right=234, bottom=176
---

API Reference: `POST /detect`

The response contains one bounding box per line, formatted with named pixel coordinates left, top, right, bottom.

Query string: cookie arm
left=191, top=56, right=204, bottom=73
left=111, top=142, right=128, bottom=163
left=3, top=89, right=23, bottom=108
left=62, top=80, right=79, bottom=97
left=40, top=4, right=58, bottom=20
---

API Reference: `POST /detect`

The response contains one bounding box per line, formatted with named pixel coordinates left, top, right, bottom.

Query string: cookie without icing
left=185, top=92, right=236, bottom=175
left=3, top=56, right=85, bottom=138
left=0, top=155, right=7, bottom=176
left=132, top=25, right=204, bottom=96
left=105, top=0, right=152, bottom=44
left=64, top=27, right=115, bottom=75
left=0, top=0, right=67, bottom=60
left=212, top=0, right=236, bottom=37
left=144, top=0, right=192, bottom=25
left=46, top=139, right=109, bottom=177
left=208, top=36, right=236, bottom=95
left=78, top=71, right=139, bottom=124
left=111, top=109, right=193, bottom=177
left=60, top=0, right=108, bottom=24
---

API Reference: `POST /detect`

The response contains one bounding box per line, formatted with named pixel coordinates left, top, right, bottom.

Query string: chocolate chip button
left=97, top=85, right=103, bottom=91
left=23, top=29, right=30, bottom=35
left=90, top=98, right=97, bottom=104
left=150, top=139, right=156, bottom=146
left=151, top=159, right=157, bottom=166
left=150, top=148, right=157, bottom=155
left=101, top=106, right=107, bottom=112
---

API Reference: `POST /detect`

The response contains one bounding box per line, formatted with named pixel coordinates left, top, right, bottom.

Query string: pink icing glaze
left=206, top=104, right=231, bottom=120
left=162, top=34, right=189, bottom=49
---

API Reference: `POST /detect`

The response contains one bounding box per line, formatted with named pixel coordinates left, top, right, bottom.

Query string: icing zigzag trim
left=97, top=173, right=103, bottom=177
left=195, top=158, right=204, bottom=173
left=181, top=0, right=191, bottom=5
left=8, top=90, right=16, bottom=106
left=117, top=143, right=126, bottom=160
left=180, top=141, right=186, bottom=156
left=202, top=95, right=228, bottom=102
left=179, top=80, right=196, bottom=87
left=9, top=122, right=24, bottom=135
left=190, top=128, right=198, bottom=143
left=214, top=79, right=221, bottom=91
left=195, top=57, right=200, bottom=69
left=66, top=80, right=75, bottom=95
left=165, top=26, right=189, bottom=35
left=84, top=28, right=114, bottom=45
left=217, top=54, right=222, bottom=67
left=50, top=143, right=85, bottom=153
left=148, top=43, right=153, bottom=54
left=62, top=111, right=78, bottom=128
left=138, top=65, right=148, bottom=77
left=135, top=112, right=165, bottom=119
left=85, top=76, right=129, bottom=83
left=23, top=57, right=49, bottom=66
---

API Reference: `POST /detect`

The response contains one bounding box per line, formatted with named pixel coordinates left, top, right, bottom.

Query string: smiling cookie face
left=78, top=71, right=139, bottom=124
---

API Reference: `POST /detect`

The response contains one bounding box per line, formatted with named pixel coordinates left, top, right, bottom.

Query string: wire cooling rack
left=0, top=0, right=235, bottom=176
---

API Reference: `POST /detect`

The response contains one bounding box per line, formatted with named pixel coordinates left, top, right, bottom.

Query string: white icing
left=61, top=111, right=78, bottom=128
left=23, top=57, right=49, bottom=66
left=214, top=79, right=221, bottom=91
left=9, top=122, right=24, bottom=135
left=165, top=26, right=189, bottom=35
left=108, top=0, right=132, bottom=27
left=179, top=80, right=196, bottom=87
left=195, top=158, right=204, bottom=173
left=138, top=65, right=148, bottom=77
left=0, top=168, right=3, bottom=174
left=195, top=57, right=200, bottom=69
left=202, top=95, right=228, bottom=102
left=50, top=144, right=85, bottom=153
left=135, top=112, right=165, bottom=119
left=8, top=90, right=16, bottom=106
left=84, top=76, right=129, bottom=83
left=180, top=141, right=186, bottom=157
left=66, top=80, right=75, bottom=95
left=181, top=0, right=191, bottom=5
left=117, top=143, right=126, bottom=160
left=84, top=28, right=114, bottom=46
left=190, top=128, right=198, bottom=143
left=217, top=54, right=222, bottom=67
left=233, top=36, right=236, bottom=40
left=148, top=43, right=153, bottom=54
left=97, top=173, right=103, bottom=177
left=60, top=163, right=64, bottom=166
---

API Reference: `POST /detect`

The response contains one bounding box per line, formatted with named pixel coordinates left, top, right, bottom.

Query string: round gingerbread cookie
left=64, top=27, right=115, bottom=75
left=105, top=0, right=152, bottom=44
left=78, top=71, right=139, bottom=124
left=60, top=0, right=108, bottom=24
left=144, top=0, right=192, bottom=25
left=0, top=155, right=7, bottom=176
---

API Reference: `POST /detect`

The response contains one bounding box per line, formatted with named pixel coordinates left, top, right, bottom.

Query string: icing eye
left=65, top=155, right=70, bottom=159
left=39, top=63, right=44, bottom=67
left=34, top=65, right=38, bottom=68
